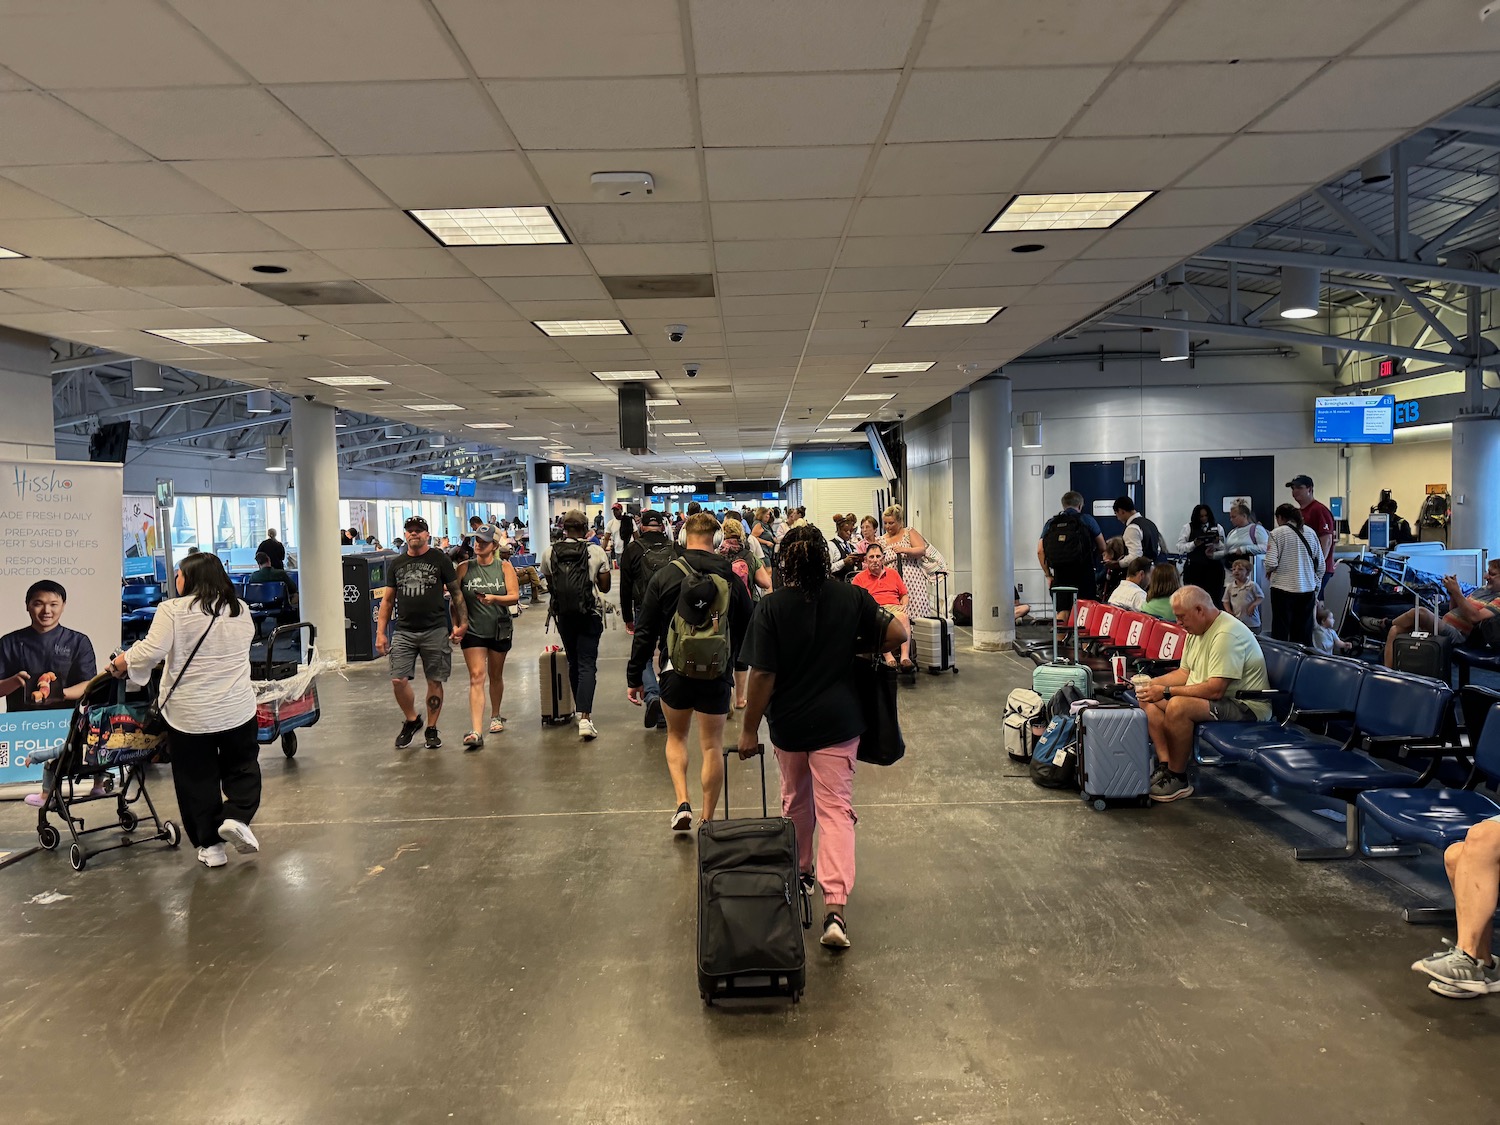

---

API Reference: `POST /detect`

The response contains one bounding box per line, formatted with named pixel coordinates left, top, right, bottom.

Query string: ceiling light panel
left=508, top=435, right=546, bottom=441
left=817, top=427, right=849, bottom=433
left=987, top=191, right=1155, bottom=232
left=648, top=397, right=679, bottom=406
left=904, top=307, right=1002, bottom=327
left=535, top=319, right=629, bottom=337
left=593, top=369, right=659, bottom=381
left=309, top=374, right=391, bottom=387
left=828, top=412, right=869, bottom=420
left=0, top=246, right=24, bottom=259
left=649, top=417, right=690, bottom=425
left=663, top=431, right=699, bottom=437
left=465, top=422, right=514, bottom=429
left=404, top=403, right=464, bottom=411
left=843, top=393, right=895, bottom=402
left=147, top=328, right=266, bottom=345
left=866, top=361, right=934, bottom=373
left=408, top=206, right=568, bottom=246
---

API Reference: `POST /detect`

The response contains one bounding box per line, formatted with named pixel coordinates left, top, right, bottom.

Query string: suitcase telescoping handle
left=1051, top=585, right=1078, bottom=663
left=721, top=743, right=768, bottom=820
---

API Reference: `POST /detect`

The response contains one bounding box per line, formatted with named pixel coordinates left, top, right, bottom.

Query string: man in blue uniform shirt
left=0, top=580, right=97, bottom=711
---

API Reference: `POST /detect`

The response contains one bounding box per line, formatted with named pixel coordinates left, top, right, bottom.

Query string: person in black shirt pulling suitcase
left=627, top=512, right=752, bottom=831
left=737, top=524, right=909, bottom=951
left=541, top=511, right=613, bottom=741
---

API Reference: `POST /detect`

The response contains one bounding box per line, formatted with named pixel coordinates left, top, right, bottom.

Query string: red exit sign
left=1378, top=358, right=1403, bottom=378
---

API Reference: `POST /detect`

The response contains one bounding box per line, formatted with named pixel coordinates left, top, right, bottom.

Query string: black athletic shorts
left=660, top=669, right=732, bottom=716
left=460, top=632, right=513, bottom=654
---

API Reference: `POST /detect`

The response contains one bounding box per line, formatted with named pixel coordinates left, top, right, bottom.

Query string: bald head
left=1170, top=584, right=1219, bottom=635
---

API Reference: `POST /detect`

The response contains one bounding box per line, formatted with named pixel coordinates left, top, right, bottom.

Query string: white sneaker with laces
left=218, top=818, right=260, bottom=854
left=578, top=717, right=598, bottom=741
left=197, top=844, right=227, bottom=868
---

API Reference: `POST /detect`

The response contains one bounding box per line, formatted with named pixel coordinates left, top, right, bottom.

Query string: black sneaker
left=425, top=727, right=442, bottom=749
left=643, top=697, right=663, bottom=729
left=395, top=717, right=423, bottom=748
left=670, top=802, right=692, bottom=832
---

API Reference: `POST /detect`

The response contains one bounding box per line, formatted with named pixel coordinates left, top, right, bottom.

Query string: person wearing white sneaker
left=108, top=553, right=261, bottom=868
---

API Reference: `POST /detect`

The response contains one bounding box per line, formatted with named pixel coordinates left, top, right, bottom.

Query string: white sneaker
left=197, top=844, right=227, bottom=868
left=578, top=717, right=598, bottom=741
left=218, top=818, right=260, bottom=854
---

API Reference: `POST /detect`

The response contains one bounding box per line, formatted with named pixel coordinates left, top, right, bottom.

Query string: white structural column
left=0, top=328, right=57, bottom=459
left=602, top=473, right=617, bottom=509
left=291, top=398, right=346, bottom=662
left=968, top=376, right=1016, bottom=652
left=1451, top=414, right=1500, bottom=555
left=526, top=456, right=551, bottom=559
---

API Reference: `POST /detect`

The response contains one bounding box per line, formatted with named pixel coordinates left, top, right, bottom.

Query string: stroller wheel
left=163, top=821, right=181, bottom=848
left=119, top=809, right=138, bottom=833
left=69, top=844, right=86, bottom=871
left=37, top=824, right=59, bottom=850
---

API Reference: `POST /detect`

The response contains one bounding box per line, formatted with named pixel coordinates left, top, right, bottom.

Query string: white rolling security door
left=803, top=477, right=887, bottom=524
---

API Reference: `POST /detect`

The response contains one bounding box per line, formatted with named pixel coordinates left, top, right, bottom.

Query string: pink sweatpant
left=774, top=737, right=859, bottom=907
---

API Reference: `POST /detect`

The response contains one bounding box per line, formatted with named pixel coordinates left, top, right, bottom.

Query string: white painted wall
left=1345, top=431, right=1452, bottom=538
left=0, top=329, right=55, bottom=461
left=906, top=395, right=971, bottom=597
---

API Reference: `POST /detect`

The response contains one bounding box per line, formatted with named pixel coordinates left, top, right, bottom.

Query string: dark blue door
left=1200, top=456, right=1275, bottom=529
left=1069, top=461, right=1147, bottom=541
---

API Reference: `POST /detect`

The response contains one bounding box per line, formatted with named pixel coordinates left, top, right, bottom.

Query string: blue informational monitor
left=1366, top=512, right=1391, bottom=551
left=420, top=474, right=476, bottom=497
left=1314, top=395, right=1396, bottom=444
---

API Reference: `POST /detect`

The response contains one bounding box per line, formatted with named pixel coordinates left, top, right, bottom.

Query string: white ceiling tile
left=1255, top=56, right=1500, bottom=133
left=837, top=235, right=971, bottom=268
left=723, top=314, right=814, bottom=333
left=889, top=68, right=1111, bottom=142
left=555, top=202, right=706, bottom=244
left=308, top=303, right=424, bottom=324
left=133, top=284, right=274, bottom=307
left=820, top=290, right=925, bottom=313
left=704, top=147, right=870, bottom=202
left=827, top=266, right=945, bottom=293
left=272, top=81, right=513, bottom=156
left=700, top=74, right=898, bottom=147
left=1078, top=225, right=1235, bottom=260
left=304, top=248, right=469, bottom=279
left=485, top=276, right=609, bottom=302
left=934, top=258, right=1055, bottom=288
left=0, top=217, right=161, bottom=258
left=1073, top=61, right=1323, bottom=136
left=506, top=299, right=621, bottom=320
left=108, top=213, right=302, bottom=255
left=955, top=231, right=1103, bottom=263
left=921, top=285, right=1032, bottom=307
left=199, top=305, right=324, bottom=327
left=866, top=140, right=1048, bottom=198
left=170, top=0, right=467, bottom=83
left=60, top=88, right=329, bottom=160
left=433, top=0, right=684, bottom=77
left=1176, top=130, right=1402, bottom=188
left=691, top=0, right=922, bottom=72
left=711, top=200, right=853, bottom=240
left=1015, top=281, right=1145, bottom=306
left=452, top=246, right=592, bottom=277
left=412, top=302, right=524, bottom=323
left=0, top=176, right=79, bottom=219
left=485, top=78, right=693, bottom=150
left=614, top=296, right=719, bottom=319
left=1356, top=0, right=1500, bottom=56
left=0, top=291, right=82, bottom=315
left=1139, top=0, right=1406, bottom=61
left=717, top=270, right=826, bottom=296
left=1047, top=257, right=1180, bottom=285
left=581, top=243, right=712, bottom=275
left=529, top=149, right=702, bottom=204
left=715, top=239, right=839, bottom=272
left=1127, top=186, right=1302, bottom=228
left=719, top=294, right=820, bottom=316
left=174, top=158, right=390, bottom=211
left=368, top=277, right=499, bottom=303
left=350, top=153, right=541, bottom=209
left=0, top=92, right=145, bottom=166
left=179, top=250, right=345, bottom=282
left=1022, top=136, right=1228, bottom=194
left=917, top=0, right=1174, bottom=67
left=849, top=194, right=1004, bottom=236
left=255, top=209, right=436, bottom=250
left=6, top=162, right=236, bottom=217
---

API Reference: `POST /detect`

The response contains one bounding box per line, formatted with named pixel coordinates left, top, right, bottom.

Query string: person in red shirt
left=1287, top=474, right=1337, bottom=594
left=852, top=544, right=913, bottom=670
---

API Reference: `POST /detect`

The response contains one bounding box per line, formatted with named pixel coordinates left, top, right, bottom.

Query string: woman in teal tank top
left=456, top=526, right=520, bottom=749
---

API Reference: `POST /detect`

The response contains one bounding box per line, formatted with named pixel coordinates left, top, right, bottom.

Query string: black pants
left=1270, top=588, right=1316, bottom=646
left=554, top=613, right=603, bottom=713
left=1049, top=565, right=1097, bottom=613
left=168, top=716, right=261, bottom=849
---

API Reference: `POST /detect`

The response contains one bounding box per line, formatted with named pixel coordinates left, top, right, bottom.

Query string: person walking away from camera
left=255, top=528, right=286, bottom=570
left=627, top=512, right=752, bottom=829
left=720, top=517, right=771, bottom=709
left=880, top=504, right=934, bottom=619
left=1287, top=474, right=1337, bottom=596
left=1264, top=503, right=1323, bottom=646
left=1140, top=564, right=1181, bottom=621
left=1038, top=490, right=1106, bottom=614
left=1175, top=504, right=1226, bottom=609
left=738, top=525, right=909, bottom=950
left=1222, top=557, right=1264, bottom=630
left=852, top=544, right=913, bottom=670
left=376, top=516, right=468, bottom=750
left=1113, top=496, right=1165, bottom=564
left=620, top=509, right=679, bottom=729
left=456, top=525, right=519, bottom=749
left=107, top=553, right=258, bottom=869
left=542, top=510, right=611, bottom=741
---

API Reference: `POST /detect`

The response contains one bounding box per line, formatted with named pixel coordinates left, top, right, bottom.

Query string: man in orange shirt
left=852, top=544, right=913, bottom=671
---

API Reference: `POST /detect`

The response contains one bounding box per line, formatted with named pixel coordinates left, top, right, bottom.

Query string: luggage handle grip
left=721, top=743, right=768, bottom=820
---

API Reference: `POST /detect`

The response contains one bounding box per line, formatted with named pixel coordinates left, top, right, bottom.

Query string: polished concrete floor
left=2, top=600, right=1498, bottom=1124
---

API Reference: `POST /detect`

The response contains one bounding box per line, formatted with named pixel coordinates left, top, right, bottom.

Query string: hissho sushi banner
left=0, top=459, right=123, bottom=786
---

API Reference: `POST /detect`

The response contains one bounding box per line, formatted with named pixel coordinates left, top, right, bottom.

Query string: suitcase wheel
left=1091, top=798, right=1108, bottom=812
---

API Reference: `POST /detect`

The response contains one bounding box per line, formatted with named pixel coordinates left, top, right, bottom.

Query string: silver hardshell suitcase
left=1076, top=705, right=1153, bottom=810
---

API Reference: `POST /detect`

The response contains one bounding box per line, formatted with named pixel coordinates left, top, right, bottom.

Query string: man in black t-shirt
left=255, top=529, right=287, bottom=569
left=736, top=524, right=906, bottom=952
left=376, top=516, right=467, bottom=750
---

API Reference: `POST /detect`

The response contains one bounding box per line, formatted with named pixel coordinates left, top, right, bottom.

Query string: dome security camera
left=684, top=362, right=700, bottom=378
left=666, top=324, right=687, bottom=343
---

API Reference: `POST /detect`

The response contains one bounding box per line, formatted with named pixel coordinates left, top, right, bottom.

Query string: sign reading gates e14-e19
left=0, top=459, right=124, bottom=715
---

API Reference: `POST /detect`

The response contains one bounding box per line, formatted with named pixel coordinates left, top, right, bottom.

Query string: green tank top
left=462, top=558, right=512, bottom=641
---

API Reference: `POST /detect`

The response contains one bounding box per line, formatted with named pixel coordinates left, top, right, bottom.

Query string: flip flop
left=462, top=731, right=483, bottom=750
left=489, top=715, right=506, bottom=734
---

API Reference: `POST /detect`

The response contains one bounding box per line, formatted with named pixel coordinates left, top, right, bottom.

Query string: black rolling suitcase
left=1392, top=587, right=1452, bottom=681
left=697, top=747, right=811, bottom=1005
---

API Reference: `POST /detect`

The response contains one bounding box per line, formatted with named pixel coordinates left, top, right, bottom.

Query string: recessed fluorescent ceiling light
left=987, top=191, right=1154, bottom=232
left=647, top=397, right=679, bottom=406
left=809, top=438, right=843, bottom=443
left=816, top=427, right=848, bottom=433
left=508, top=436, right=546, bottom=441
left=408, top=205, right=567, bottom=246
left=663, top=431, right=699, bottom=437
left=0, top=245, right=24, bottom=259
left=843, top=393, right=894, bottom=402
left=593, top=369, right=659, bottom=381
left=866, top=361, right=934, bottom=373
left=828, top=412, right=868, bottom=420
left=147, top=327, right=265, bottom=345
left=904, top=307, right=1002, bottom=327
left=535, top=319, right=629, bottom=337
left=309, top=374, right=391, bottom=387
left=465, top=422, right=514, bottom=429
left=404, top=403, right=463, bottom=411
left=649, top=417, right=690, bottom=425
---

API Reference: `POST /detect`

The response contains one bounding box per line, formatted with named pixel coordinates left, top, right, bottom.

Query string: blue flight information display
left=419, top=474, right=476, bottom=497
left=1314, top=395, right=1395, bottom=444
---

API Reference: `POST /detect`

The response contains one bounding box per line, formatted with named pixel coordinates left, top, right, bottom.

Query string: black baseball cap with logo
left=404, top=516, right=430, bottom=532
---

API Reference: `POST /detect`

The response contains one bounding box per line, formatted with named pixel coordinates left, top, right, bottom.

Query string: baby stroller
left=33, top=671, right=180, bottom=871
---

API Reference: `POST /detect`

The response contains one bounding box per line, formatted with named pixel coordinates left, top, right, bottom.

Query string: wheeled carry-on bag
left=911, top=571, right=957, bottom=674
left=539, top=645, right=574, bottom=724
left=1392, top=586, right=1452, bottom=681
left=1033, top=586, right=1093, bottom=699
left=698, top=747, right=811, bottom=1005
left=1076, top=705, right=1153, bottom=810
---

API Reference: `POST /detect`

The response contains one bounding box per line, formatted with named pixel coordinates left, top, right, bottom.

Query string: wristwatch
left=1163, top=686, right=1172, bottom=699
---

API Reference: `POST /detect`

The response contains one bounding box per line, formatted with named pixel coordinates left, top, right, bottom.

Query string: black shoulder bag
left=854, top=606, right=906, bottom=766
left=142, top=613, right=218, bottom=739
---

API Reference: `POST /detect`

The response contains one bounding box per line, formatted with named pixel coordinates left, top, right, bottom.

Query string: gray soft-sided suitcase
left=539, top=647, right=574, bottom=724
left=911, top=571, right=957, bottom=674
left=1077, top=705, right=1153, bottom=809
left=1033, top=585, right=1092, bottom=699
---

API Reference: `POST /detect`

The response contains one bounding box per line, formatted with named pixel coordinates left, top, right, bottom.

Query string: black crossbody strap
left=158, top=612, right=217, bottom=713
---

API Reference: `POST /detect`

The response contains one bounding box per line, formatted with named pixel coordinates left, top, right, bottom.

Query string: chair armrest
left=1235, top=689, right=1287, bottom=701
left=1289, top=708, right=1354, bottom=722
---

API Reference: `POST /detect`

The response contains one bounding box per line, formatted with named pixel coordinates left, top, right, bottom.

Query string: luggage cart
left=33, top=672, right=180, bottom=871
left=254, top=622, right=321, bottom=758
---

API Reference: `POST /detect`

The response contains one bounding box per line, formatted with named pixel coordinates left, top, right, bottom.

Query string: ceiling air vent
left=489, top=389, right=545, bottom=399
left=600, top=274, right=715, bottom=300
left=244, top=280, right=389, bottom=306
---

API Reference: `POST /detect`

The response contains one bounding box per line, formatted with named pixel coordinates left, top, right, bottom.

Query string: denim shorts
left=389, top=625, right=452, bottom=682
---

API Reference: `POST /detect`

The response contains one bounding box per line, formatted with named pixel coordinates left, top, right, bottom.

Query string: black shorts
left=660, top=670, right=732, bottom=716
left=460, top=632, right=513, bottom=654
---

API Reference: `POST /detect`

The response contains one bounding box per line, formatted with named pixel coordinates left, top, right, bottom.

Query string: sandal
left=462, top=731, right=483, bottom=750
left=489, top=715, right=506, bottom=734
left=899, top=659, right=916, bottom=672
left=735, top=698, right=748, bottom=710
left=882, top=654, right=898, bottom=668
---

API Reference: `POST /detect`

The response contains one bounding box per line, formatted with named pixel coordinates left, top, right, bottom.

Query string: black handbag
left=141, top=615, right=217, bottom=738
left=853, top=656, right=905, bottom=766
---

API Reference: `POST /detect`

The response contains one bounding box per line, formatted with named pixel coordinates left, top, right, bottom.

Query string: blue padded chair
left=244, top=581, right=288, bottom=639
left=1454, top=645, right=1500, bottom=687
left=1197, top=653, right=1366, bottom=765
left=121, top=584, right=163, bottom=612
left=1194, top=639, right=1304, bottom=766
left=1253, top=669, right=1454, bottom=859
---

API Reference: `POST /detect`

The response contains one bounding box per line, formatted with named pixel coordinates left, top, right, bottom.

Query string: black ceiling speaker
left=618, top=380, right=649, bottom=454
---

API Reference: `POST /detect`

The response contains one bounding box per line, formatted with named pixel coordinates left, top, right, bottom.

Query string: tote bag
left=853, top=657, right=905, bottom=766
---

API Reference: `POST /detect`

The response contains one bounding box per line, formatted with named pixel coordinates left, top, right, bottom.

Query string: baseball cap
left=473, top=523, right=498, bottom=543
left=612, top=503, right=623, bottom=512
left=1284, top=474, right=1314, bottom=489
left=639, top=509, right=665, bottom=527
left=404, top=515, right=430, bottom=532
left=676, top=573, right=719, bottom=629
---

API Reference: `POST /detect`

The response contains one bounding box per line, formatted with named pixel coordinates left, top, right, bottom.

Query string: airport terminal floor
left=2, top=600, right=1496, bottom=1125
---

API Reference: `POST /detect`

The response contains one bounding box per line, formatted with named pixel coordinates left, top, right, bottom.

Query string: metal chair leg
left=1295, top=803, right=1361, bottom=860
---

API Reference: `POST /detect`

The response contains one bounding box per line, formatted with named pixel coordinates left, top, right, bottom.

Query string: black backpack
left=548, top=540, right=597, bottom=618
left=1134, top=516, right=1165, bottom=562
left=1042, top=510, right=1091, bottom=569
left=633, top=534, right=678, bottom=605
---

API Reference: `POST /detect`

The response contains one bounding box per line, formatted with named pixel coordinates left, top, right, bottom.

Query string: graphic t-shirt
left=461, top=558, right=512, bottom=641
left=1300, top=499, right=1337, bottom=575
left=386, top=549, right=458, bottom=632
left=1183, top=612, right=1271, bottom=720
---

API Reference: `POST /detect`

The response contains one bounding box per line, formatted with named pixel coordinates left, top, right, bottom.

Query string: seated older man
left=1134, top=585, right=1271, bottom=803
left=1412, top=816, right=1500, bottom=999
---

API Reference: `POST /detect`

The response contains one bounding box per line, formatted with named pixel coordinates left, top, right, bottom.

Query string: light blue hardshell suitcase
left=1032, top=586, right=1092, bottom=699
left=1077, top=706, right=1153, bottom=810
